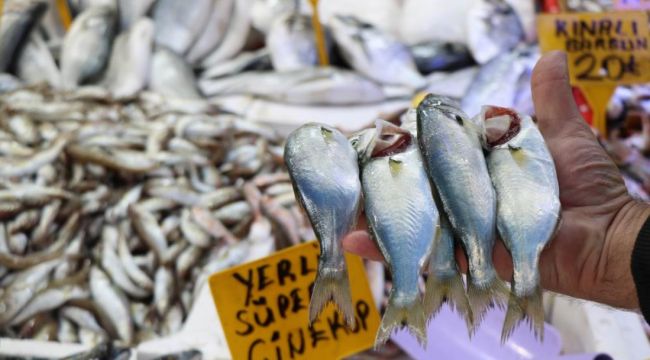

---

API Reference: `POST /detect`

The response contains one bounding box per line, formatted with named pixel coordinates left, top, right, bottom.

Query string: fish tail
left=424, top=272, right=473, bottom=331
left=466, top=273, right=510, bottom=336
left=374, top=291, right=427, bottom=349
left=308, top=265, right=355, bottom=329
left=501, top=285, right=544, bottom=344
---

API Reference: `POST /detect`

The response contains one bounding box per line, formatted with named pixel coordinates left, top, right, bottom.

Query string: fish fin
left=466, top=274, right=510, bottom=336
left=501, top=285, right=544, bottom=344
left=374, top=292, right=427, bottom=349
left=424, top=272, right=473, bottom=332
left=308, top=266, right=355, bottom=330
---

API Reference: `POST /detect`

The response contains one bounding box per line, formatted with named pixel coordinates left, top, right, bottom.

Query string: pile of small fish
left=0, top=85, right=313, bottom=347
left=0, top=0, right=536, bottom=112
left=285, top=94, right=560, bottom=348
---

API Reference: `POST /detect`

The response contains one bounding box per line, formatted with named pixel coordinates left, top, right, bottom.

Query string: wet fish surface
left=482, top=106, right=560, bottom=342
left=285, top=123, right=361, bottom=328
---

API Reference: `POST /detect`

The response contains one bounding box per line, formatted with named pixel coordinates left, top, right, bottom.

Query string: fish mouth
left=482, top=105, right=521, bottom=148
left=370, top=120, right=413, bottom=158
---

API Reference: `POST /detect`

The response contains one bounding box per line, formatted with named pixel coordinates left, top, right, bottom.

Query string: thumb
left=531, top=51, right=591, bottom=139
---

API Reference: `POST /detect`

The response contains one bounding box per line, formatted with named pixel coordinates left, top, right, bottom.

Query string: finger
left=342, top=231, right=384, bottom=262
left=531, top=51, right=591, bottom=139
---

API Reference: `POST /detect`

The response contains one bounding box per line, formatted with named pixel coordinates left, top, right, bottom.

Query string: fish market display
left=358, top=121, right=437, bottom=347
left=0, top=87, right=312, bottom=346
left=482, top=106, right=560, bottom=341
left=417, top=95, right=509, bottom=327
left=330, top=15, right=425, bottom=89
left=284, top=123, right=361, bottom=329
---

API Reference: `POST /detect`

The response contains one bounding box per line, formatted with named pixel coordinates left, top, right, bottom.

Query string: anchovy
left=285, top=123, right=361, bottom=328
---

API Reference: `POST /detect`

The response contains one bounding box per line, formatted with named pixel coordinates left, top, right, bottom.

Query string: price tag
left=537, top=12, right=650, bottom=133
left=614, top=0, right=650, bottom=10
left=538, top=12, right=650, bottom=85
left=209, top=241, right=380, bottom=360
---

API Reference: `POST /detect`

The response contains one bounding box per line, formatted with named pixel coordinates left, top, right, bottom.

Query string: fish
left=357, top=120, right=436, bottom=347
left=461, top=47, right=536, bottom=120
left=329, top=15, right=425, bottom=89
left=129, top=204, right=169, bottom=262
left=200, top=48, right=272, bottom=80
left=60, top=5, right=117, bottom=89
left=400, top=110, right=473, bottom=329
left=284, top=123, right=361, bottom=328
left=199, top=0, right=253, bottom=68
left=199, top=67, right=386, bottom=105
left=103, top=18, right=155, bottom=99
left=186, top=0, right=235, bottom=64
left=89, top=266, right=133, bottom=344
left=417, top=94, right=509, bottom=328
left=467, top=0, right=525, bottom=64
left=267, top=14, right=328, bottom=72
left=154, top=266, right=174, bottom=316
left=152, top=0, right=214, bottom=55
left=481, top=106, right=560, bottom=341
left=150, top=46, right=201, bottom=99
left=14, top=31, right=61, bottom=88
left=0, top=135, right=68, bottom=178
left=409, top=41, right=475, bottom=74
left=0, top=0, right=48, bottom=72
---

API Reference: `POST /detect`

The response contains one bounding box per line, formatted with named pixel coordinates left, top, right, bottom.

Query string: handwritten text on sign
left=537, top=12, right=650, bottom=85
left=209, top=242, right=380, bottom=360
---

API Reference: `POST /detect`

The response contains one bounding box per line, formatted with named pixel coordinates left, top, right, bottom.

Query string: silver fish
left=154, top=266, right=174, bottom=316
left=482, top=106, right=560, bottom=341
left=461, top=47, right=536, bottom=118
left=185, top=0, right=235, bottom=64
left=199, top=67, right=386, bottom=105
left=284, top=123, right=361, bottom=328
left=417, top=94, right=509, bottom=327
left=199, top=0, right=252, bottom=68
left=267, top=14, right=328, bottom=72
left=200, top=48, right=272, bottom=80
left=329, top=15, right=425, bottom=89
left=89, top=266, right=133, bottom=344
left=401, top=110, right=473, bottom=329
left=103, top=18, right=155, bottom=99
left=251, top=0, right=297, bottom=33
left=10, top=282, right=89, bottom=326
left=60, top=5, right=117, bottom=89
left=150, top=46, right=201, bottom=99
left=61, top=306, right=107, bottom=334
left=0, top=0, right=48, bottom=72
left=15, top=31, right=61, bottom=88
left=129, top=204, right=168, bottom=262
left=359, top=121, right=436, bottom=347
left=152, top=0, right=213, bottom=55
left=467, top=0, right=525, bottom=64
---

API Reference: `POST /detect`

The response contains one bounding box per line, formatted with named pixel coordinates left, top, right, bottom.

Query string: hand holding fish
left=343, top=51, right=650, bottom=311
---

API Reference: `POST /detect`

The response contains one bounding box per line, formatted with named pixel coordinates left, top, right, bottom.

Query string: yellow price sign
left=209, top=241, right=381, bottom=360
left=538, top=11, right=650, bottom=86
left=538, top=12, right=650, bottom=134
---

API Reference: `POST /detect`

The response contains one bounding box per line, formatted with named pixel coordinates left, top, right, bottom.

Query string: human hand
left=343, top=51, right=650, bottom=309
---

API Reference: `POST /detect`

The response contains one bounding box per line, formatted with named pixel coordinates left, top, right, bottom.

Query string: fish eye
left=455, top=115, right=464, bottom=126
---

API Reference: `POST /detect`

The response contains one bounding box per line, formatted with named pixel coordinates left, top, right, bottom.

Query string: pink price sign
left=615, top=0, right=650, bottom=10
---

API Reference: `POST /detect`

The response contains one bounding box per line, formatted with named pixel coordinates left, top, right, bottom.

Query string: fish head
left=417, top=93, right=474, bottom=133
left=329, top=15, right=373, bottom=67
left=81, top=6, right=117, bottom=37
